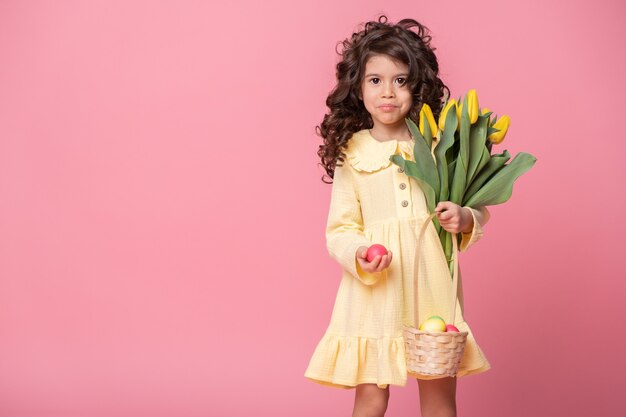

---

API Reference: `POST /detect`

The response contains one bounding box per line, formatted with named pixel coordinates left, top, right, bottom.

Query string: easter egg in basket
left=419, top=316, right=446, bottom=332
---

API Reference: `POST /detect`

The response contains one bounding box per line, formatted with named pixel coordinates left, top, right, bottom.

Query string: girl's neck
left=368, top=126, right=413, bottom=142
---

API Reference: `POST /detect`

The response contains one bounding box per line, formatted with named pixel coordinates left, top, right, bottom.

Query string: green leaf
left=419, top=112, right=433, bottom=150
left=472, top=146, right=492, bottom=184
left=464, top=152, right=537, bottom=207
left=487, top=126, right=501, bottom=136
left=463, top=150, right=510, bottom=204
left=406, top=116, right=427, bottom=147
left=467, top=115, right=489, bottom=189
left=446, top=132, right=459, bottom=163
left=390, top=154, right=436, bottom=213
left=433, top=105, right=459, bottom=204
left=405, top=118, right=440, bottom=203
left=412, top=110, right=433, bottom=149
left=491, top=149, right=512, bottom=158
left=449, top=94, right=471, bottom=205
left=447, top=159, right=456, bottom=191
left=431, top=213, right=442, bottom=235
left=438, top=225, right=447, bottom=247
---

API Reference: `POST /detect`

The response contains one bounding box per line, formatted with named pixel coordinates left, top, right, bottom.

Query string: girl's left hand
left=435, top=201, right=473, bottom=234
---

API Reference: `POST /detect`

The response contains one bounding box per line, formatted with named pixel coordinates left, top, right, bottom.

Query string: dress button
left=398, top=168, right=404, bottom=173
left=399, top=183, right=406, bottom=190
left=401, top=200, right=409, bottom=207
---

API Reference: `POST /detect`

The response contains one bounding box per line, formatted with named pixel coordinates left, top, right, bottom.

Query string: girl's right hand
left=356, top=246, right=393, bottom=273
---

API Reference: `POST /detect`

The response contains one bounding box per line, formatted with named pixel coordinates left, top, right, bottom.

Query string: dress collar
left=345, top=129, right=416, bottom=172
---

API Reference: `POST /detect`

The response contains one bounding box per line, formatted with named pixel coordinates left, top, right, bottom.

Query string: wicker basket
left=403, top=212, right=468, bottom=378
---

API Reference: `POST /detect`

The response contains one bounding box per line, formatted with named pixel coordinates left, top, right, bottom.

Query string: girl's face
left=359, top=54, right=413, bottom=130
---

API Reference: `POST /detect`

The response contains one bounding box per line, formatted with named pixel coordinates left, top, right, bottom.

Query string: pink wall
left=1, top=0, right=624, bottom=416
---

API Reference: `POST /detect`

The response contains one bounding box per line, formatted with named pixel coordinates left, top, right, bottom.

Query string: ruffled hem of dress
left=304, top=322, right=491, bottom=390
left=451, top=320, right=492, bottom=377
left=304, top=333, right=408, bottom=389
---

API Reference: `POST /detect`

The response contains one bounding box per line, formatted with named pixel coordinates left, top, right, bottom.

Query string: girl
left=304, top=15, right=491, bottom=417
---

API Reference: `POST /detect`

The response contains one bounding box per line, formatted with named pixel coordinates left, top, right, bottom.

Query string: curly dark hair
left=316, top=14, right=451, bottom=183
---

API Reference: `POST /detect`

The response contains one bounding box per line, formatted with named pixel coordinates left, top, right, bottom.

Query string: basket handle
left=413, top=212, right=459, bottom=327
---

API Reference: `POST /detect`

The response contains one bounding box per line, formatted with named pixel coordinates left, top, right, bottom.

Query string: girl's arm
left=459, top=206, right=490, bottom=252
left=325, top=162, right=386, bottom=286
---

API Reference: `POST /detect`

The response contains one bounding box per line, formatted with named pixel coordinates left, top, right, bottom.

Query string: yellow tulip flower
left=467, top=89, right=479, bottom=123
left=481, top=107, right=491, bottom=115
left=456, top=90, right=479, bottom=125
left=438, top=98, right=457, bottom=131
left=419, top=103, right=438, bottom=138
left=488, top=115, right=510, bottom=144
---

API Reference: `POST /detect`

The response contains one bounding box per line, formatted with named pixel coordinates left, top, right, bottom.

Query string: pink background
left=1, top=0, right=624, bottom=416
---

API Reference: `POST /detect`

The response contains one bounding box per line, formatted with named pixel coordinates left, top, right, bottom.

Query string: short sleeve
left=459, top=206, right=490, bottom=252
left=325, top=162, right=386, bottom=286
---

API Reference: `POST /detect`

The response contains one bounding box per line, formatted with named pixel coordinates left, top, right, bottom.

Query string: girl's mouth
left=379, top=105, right=397, bottom=112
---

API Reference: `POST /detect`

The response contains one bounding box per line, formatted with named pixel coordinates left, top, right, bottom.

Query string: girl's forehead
left=364, top=55, right=409, bottom=73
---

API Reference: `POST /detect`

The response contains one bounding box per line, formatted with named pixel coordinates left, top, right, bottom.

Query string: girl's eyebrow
left=364, top=73, right=409, bottom=78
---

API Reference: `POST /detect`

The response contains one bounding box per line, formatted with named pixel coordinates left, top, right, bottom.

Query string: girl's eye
left=369, top=77, right=407, bottom=85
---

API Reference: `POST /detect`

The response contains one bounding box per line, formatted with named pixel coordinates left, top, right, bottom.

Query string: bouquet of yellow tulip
left=391, top=89, right=537, bottom=277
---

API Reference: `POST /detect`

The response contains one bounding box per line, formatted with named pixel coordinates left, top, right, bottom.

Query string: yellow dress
left=304, top=129, right=492, bottom=390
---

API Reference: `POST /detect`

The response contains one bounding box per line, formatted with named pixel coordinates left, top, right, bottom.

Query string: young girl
left=304, top=15, right=491, bottom=417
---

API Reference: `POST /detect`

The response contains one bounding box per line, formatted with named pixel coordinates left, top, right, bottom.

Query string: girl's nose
left=382, top=82, right=395, bottom=97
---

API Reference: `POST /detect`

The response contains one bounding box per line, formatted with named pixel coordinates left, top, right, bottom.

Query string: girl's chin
left=373, top=116, right=408, bottom=126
